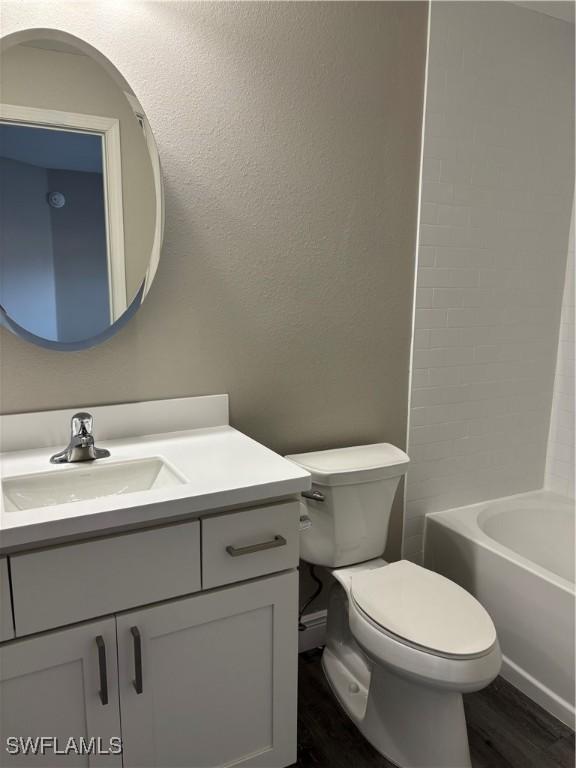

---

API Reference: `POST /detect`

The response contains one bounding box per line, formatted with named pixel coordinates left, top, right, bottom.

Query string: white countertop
left=0, top=397, right=311, bottom=553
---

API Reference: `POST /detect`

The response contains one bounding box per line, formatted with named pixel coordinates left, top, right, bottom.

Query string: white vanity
left=0, top=395, right=310, bottom=767
left=0, top=27, right=311, bottom=768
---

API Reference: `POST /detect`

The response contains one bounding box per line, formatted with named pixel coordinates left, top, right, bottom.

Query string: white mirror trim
left=123, top=92, right=163, bottom=297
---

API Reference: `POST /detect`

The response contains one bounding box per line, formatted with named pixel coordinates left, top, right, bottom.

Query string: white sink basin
left=2, top=457, right=186, bottom=512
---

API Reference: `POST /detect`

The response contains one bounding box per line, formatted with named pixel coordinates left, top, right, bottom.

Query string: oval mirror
left=0, top=29, right=163, bottom=349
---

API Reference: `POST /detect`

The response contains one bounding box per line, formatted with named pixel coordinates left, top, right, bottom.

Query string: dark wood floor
left=296, top=649, right=575, bottom=768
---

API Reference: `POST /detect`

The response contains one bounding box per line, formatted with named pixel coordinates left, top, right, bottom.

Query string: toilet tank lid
left=285, top=443, right=410, bottom=486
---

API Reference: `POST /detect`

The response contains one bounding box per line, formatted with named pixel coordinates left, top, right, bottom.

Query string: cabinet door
left=117, top=571, right=298, bottom=768
left=0, top=619, right=121, bottom=767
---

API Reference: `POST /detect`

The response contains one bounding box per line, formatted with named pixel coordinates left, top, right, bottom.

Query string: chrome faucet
left=50, top=412, right=111, bottom=464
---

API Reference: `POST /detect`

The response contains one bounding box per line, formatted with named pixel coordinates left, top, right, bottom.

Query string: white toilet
left=287, top=443, right=501, bottom=768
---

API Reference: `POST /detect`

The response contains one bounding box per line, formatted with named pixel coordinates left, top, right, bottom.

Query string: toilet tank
left=286, top=444, right=410, bottom=568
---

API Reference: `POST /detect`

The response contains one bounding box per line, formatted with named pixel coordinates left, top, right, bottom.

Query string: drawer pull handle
left=226, top=535, right=287, bottom=557
left=130, top=626, right=143, bottom=695
left=302, top=490, right=325, bottom=502
left=95, top=635, right=108, bottom=706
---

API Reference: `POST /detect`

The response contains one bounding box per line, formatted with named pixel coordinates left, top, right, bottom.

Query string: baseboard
left=501, top=655, right=575, bottom=729
left=298, top=609, right=327, bottom=653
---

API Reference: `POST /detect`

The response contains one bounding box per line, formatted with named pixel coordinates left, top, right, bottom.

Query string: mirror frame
left=0, top=28, right=164, bottom=350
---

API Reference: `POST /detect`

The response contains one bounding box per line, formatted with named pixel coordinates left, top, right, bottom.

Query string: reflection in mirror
left=0, top=30, right=163, bottom=349
left=1, top=122, right=111, bottom=342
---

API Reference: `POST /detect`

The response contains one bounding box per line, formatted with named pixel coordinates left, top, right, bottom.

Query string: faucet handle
left=50, top=411, right=109, bottom=464
left=71, top=412, right=93, bottom=437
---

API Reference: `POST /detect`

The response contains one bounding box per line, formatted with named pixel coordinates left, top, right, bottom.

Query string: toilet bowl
left=325, top=559, right=501, bottom=768
left=286, top=444, right=501, bottom=768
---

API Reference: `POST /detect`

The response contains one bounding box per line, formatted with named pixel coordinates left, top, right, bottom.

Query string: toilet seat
left=350, top=560, right=496, bottom=659
left=332, top=560, right=502, bottom=693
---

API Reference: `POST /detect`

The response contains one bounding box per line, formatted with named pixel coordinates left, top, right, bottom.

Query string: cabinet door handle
left=95, top=635, right=108, bottom=706
left=226, top=534, right=287, bottom=557
left=130, top=626, right=143, bottom=694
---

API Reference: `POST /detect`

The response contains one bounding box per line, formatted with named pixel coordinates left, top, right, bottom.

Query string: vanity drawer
left=0, top=557, right=14, bottom=641
left=202, top=501, right=299, bottom=589
left=10, top=521, right=201, bottom=636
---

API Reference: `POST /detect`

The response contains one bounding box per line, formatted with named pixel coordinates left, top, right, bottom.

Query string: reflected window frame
left=0, top=102, right=127, bottom=323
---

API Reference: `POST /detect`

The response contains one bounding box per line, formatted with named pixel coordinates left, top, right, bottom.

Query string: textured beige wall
left=1, top=1, right=428, bottom=559
left=2, top=43, right=156, bottom=302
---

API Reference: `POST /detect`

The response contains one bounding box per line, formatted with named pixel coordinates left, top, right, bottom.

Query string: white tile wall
left=546, top=206, right=575, bottom=498
left=404, top=2, right=575, bottom=563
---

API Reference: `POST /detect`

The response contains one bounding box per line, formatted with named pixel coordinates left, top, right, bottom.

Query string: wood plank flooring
left=296, top=649, right=574, bottom=768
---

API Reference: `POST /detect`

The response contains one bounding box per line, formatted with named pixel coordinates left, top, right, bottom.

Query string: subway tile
left=404, top=499, right=430, bottom=519
left=459, top=287, right=489, bottom=306
left=411, top=368, right=430, bottom=388
left=424, top=134, right=454, bottom=160
left=446, top=269, right=479, bottom=287
left=420, top=225, right=455, bottom=247
left=421, top=203, right=438, bottom=225
left=413, top=346, right=474, bottom=367
left=453, top=183, right=495, bottom=208
left=460, top=325, right=501, bottom=346
left=433, top=288, right=463, bottom=308
left=423, top=157, right=442, bottom=182
left=459, top=362, right=505, bottom=384
left=406, top=2, right=574, bottom=556
left=470, top=207, right=499, bottom=229
left=418, top=246, right=436, bottom=267
left=417, top=268, right=447, bottom=287
left=420, top=225, right=487, bottom=249
left=411, top=384, right=468, bottom=407
left=415, top=309, right=448, bottom=329
left=430, top=327, right=463, bottom=347
left=472, top=345, right=500, bottom=363
left=410, top=421, right=468, bottom=445
left=409, top=457, right=457, bottom=484
left=446, top=308, right=496, bottom=327
left=422, top=181, right=454, bottom=204
left=471, top=158, right=502, bottom=187
left=453, top=434, right=497, bottom=456
left=410, top=407, right=429, bottom=427
left=434, top=248, right=473, bottom=268
left=441, top=157, right=473, bottom=184
left=435, top=248, right=491, bottom=269
left=428, top=366, right=461, bottom=386
left=403, top=516, right=425, bottom=540
left=409, top=440, right=455, bottom=462
left=418, top=267, right=478, bottom=288
left=413, top=329, right=431, bottom=349
left=423, top=400, right=485, bottom=425
left=425, top=111, right=447, bottom=139
left=416, top=287, right=434, bottom=308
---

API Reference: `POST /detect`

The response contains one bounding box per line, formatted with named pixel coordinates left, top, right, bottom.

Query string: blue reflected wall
left=0, top=123, right=110, bottom=342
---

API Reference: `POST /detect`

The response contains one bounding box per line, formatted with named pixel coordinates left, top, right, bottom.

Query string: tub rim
left=425, top=489, right=575, bottom=595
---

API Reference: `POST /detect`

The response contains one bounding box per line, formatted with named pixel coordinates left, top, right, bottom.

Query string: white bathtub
left=424, top=489, right=575, bottom=728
